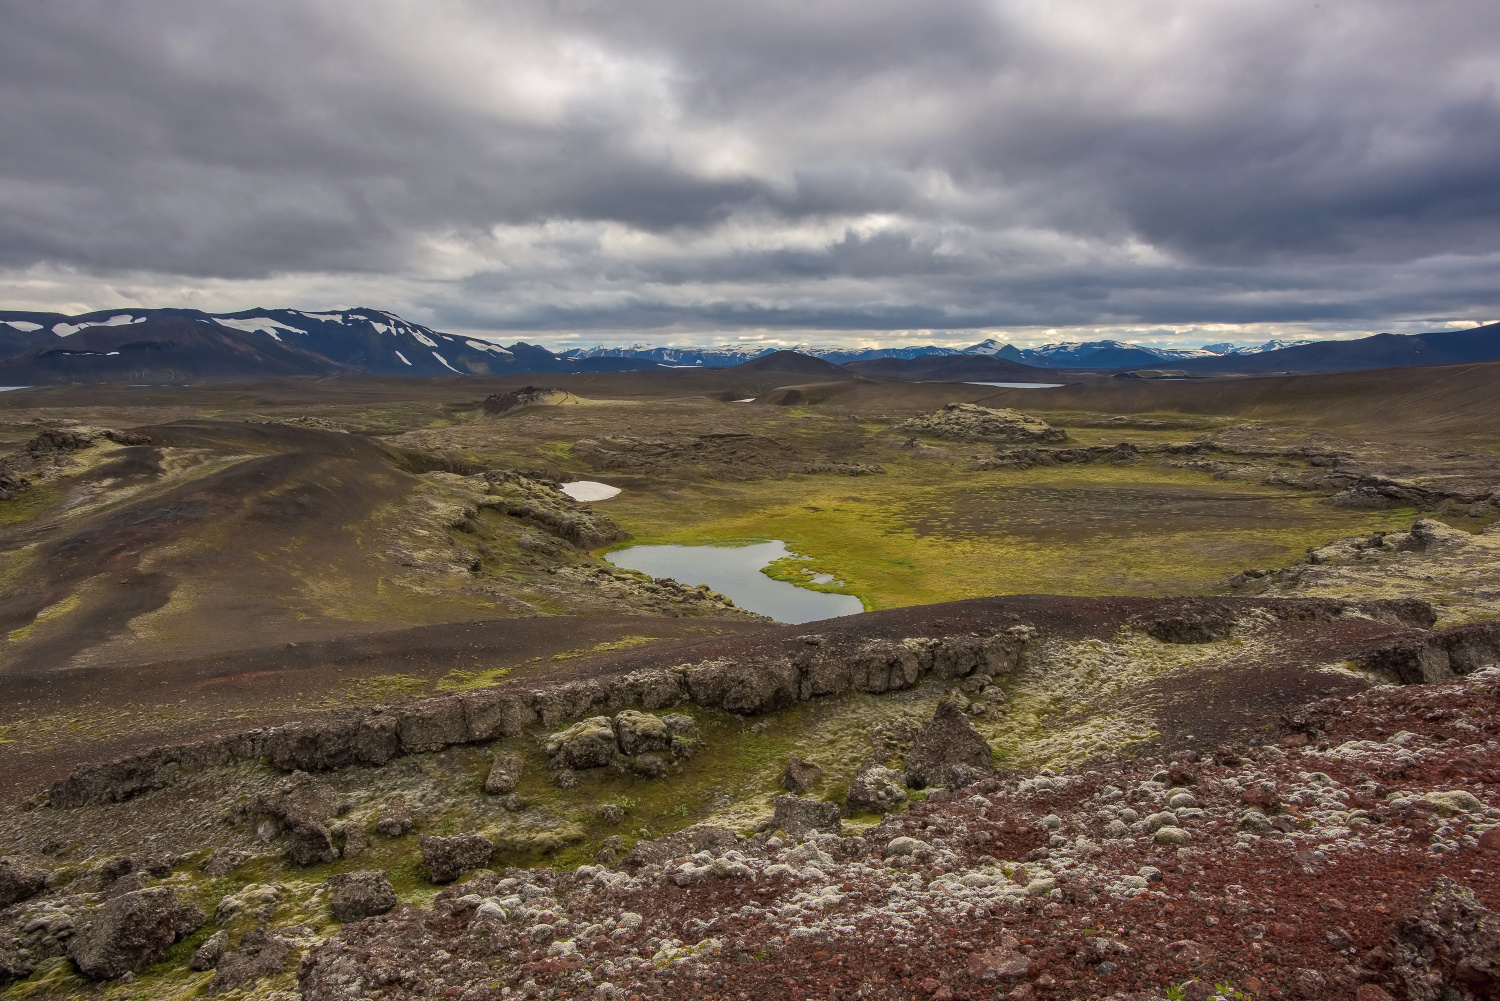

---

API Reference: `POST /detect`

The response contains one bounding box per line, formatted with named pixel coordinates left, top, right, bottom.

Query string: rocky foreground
left=289, top=670, right=1500, bottom=1001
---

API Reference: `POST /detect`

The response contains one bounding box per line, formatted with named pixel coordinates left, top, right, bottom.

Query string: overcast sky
left=2, top=0, right=1497, bottom=347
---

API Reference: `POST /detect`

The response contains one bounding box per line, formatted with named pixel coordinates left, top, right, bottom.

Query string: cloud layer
left=1, top=0, right=1497, bottom=343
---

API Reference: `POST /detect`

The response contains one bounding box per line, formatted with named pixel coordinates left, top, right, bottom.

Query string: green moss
left=436, top=667, right=514, bottom=691
left=8, top=592, right=82, bottom=643
left=551, top=635, right=659, bottom=661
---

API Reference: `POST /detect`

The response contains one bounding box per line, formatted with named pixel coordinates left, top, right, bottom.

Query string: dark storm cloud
left=1, top=0, right=1497, bottom=336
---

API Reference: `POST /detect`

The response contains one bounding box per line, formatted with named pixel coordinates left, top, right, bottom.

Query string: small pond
left=604, top=540, right=864, bottom=624
left=964, top=381, right=1065, bottom=389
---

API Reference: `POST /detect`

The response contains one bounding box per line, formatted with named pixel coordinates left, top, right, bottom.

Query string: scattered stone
left=885, top=836, right=932, bottom=857
left=326, top=870, right=398, bottom=922
left=0, top=858, right=47, bottom=907
left=207, top=926, right=292, bottom=993
left=598, top=804, right=625, bottom=825
left=419, top=834, right=495, bottom=884
left=902, top=697, right=993, bottom=789
left=1155, top=826, right=1193, bottom=846
left=256, top=771, right=343, bottom=866
left=619, top=825, right=738, bottom=869
left=189, top=930, right=228, bottom=972
left=771, top=794, right=842, bottom=838
left=845, top=762, right=908, bottom=815
left=66, top=887, right=205, bottom=980
left=781, top=756, right=823, bottom=793
left=484, top=754, right=524, bottom=795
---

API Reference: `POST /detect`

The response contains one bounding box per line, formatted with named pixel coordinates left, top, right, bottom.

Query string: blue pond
left=604, top=540, right=864, bottom=624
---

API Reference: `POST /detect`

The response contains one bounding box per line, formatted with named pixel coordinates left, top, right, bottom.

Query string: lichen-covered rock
left=376, top=795, right=414, bottom=837
left=845, top=762, right=908, bottom=815
left=0, top=858, right=46, bottom=907
left=771, top=795, right=842, bottom=838
left=782, top=756, right=823, bottom=793
left=618, top=825, right=738, bottom=869
left=326, top=870, right=398, bottom=922
left=484, top=754, right=524, bottom=795
left=683, top=655, right=801, bottom=715
left=896, top=404, right=1066, bottom=444
left=544, top=716, right=618, bottom=770
left=207, top=926, right=291, bottom=993
left=1391, top=877, right=1500, bottom=1001
left=902, top=697, right=993, bottom=789
left=419, top=834, right=494, bottom=884
left=662, top=713, right=700, bottom=757
left=614, top=710, right=670, bottom=755
left=66, top=887, right=204, bottom=980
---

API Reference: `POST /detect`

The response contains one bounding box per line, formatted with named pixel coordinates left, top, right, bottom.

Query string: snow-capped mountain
left=0, top=307, right=662, bottom=379
left=560, top=343, right=955, bottom=366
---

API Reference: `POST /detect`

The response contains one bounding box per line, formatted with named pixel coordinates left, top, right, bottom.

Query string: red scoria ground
left=299, top=668, right=1500, bottom=1001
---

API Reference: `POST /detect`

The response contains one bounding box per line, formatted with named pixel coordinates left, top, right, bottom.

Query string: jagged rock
left=395, top=697, right=468, bottom=754
left=545, top=717, right=618, bottom=770
left=0, top=858, right=47, bottom=907
left=896, top=404, right=1067, bottom=444
left=903, top=697, right=993, bottom=789
left=419, top=834, right=494, bottom=884
left=190, top=930, right=228, bottom=971
left=376, top=795, right=414, bottom=837
left=326, top=870, right=398, bottom=922
left=771, top=795, right=842, bottom=838
left=781, top=756, right=823, bottom=793
left=614, top=710, right=670, bottom=755
left=207, top=926, right=291, bottom=993
left=845, top=762, right=908, bottom=815
left=628, top=753, right=668, bottom=778
left=662, top=713, right=700, bottom=757
left=202, top=849, right=250, bottom=878
left=1391, top=877, right=1500, bottom=1001
left=484, top=754, right=524, bottom=795
left=256, top=772, right=343, bottom=866
left=66, top=887, right=205, bottom=980
left=598, top=805, right=625, bottom=826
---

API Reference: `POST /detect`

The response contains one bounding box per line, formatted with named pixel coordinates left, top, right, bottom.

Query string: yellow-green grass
left=601, top=459, right=1418, bottom=609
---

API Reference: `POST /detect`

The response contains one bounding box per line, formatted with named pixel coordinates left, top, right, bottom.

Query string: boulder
left=256, top=772, right=343, bottom=866
left=771, top=795, right=842, bottom=838
left=189, top=930, right=228, bottom=971
left=662, top=713, right=700, bottom=757
left=1391, top=877, right=1500, bottom=1001
left=376, top=795, right=414, bottom=837
left=326, top=870, right=398, bottom=922
left=614, top=710, right=670, bottom=755
left=544, top=717, right=618, bottom=770
left=902, top=697, right=994, bottom=789
left=202, top=849, right=251, bottom=878
left=845, top=762, right=908, bottom=815
left=66, top=887, right=205, bottom=979
left=484, top=754, right=524, bottom=795
left=781, top=756, right=823, bottom=793
left=207, top=926, right=291, bottom=993
left=0, top=857, right=47, bottom=907
left=419, top=834, right=494, bottom=884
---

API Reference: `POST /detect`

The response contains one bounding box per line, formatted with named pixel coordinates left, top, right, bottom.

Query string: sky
left=1, top=0, right=1497, bottom=349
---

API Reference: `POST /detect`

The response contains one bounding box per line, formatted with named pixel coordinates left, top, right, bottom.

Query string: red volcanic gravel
left=299, top=669, right=1500, bottom=1001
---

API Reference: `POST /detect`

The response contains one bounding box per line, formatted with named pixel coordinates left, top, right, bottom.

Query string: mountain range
left=0, top=306, right=1494, bottom=383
